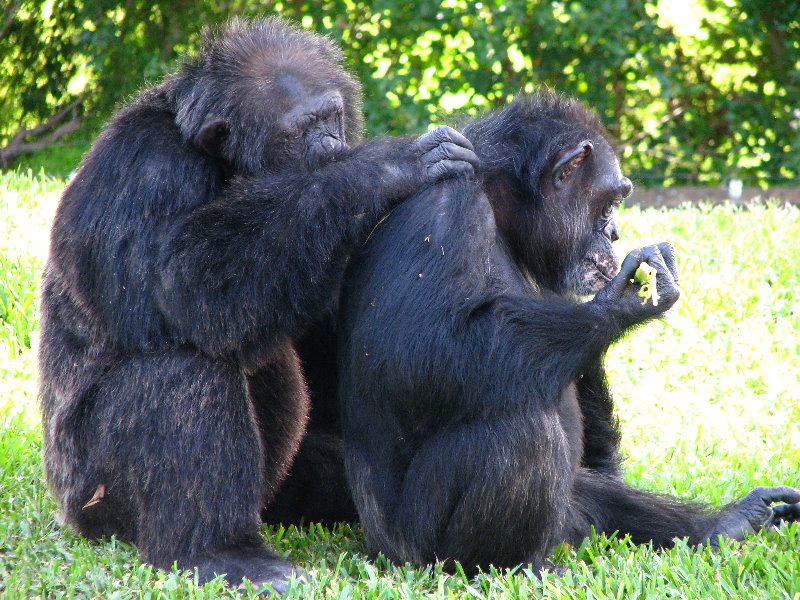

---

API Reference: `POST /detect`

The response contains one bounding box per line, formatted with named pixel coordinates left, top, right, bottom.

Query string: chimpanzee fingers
left=617, top=248, right=644, bottom=281
left=422, top=141, right=480, bottom=169
left=656, top=242, right=679, bottom=284
left=424, top=159, right=475, bottom=180
left=437, top=126, right=475, bottom=152
left=748, top=485, right=800, bottom=506
left=416, top=125, right=475, bottom=153
left=640, top=246, right=669, bottom=279
left=638, top=244, right=665, bottom=268
left=639, top=245, right=680, bottom=307
left=596, top=249, right=642, bottom=301
left=771, top=502, right=800, bottom=527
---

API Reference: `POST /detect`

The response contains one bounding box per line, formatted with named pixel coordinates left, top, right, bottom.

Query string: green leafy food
left=632, top=261, right=659, bottom=306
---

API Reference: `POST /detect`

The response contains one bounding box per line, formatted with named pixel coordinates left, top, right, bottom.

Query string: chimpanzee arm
left=567, top=472, right=800, bottom=548
left=491, top=241, right=682, bottom=405
left=491, top=296, right=617, bottom=403
left=575, top=361, right=621, bottom=475
left=565, top=470, right=716, bottom=547
left=157, top=133, right=472, bottom=362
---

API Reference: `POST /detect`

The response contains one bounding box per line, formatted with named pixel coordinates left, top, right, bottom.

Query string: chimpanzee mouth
left=579, top=254, right=619, bottom=293
left=593, top=263, right=613, bottom=282
left=587, top=253, right=618, bottom=280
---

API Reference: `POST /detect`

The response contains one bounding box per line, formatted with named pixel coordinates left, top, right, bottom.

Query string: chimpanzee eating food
left=337, top=90, right=800, bottom=573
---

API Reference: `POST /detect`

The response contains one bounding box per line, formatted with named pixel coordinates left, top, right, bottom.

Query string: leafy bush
left=2, top=1, right=798, bottom=185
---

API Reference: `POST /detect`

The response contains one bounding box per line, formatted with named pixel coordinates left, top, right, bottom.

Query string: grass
left=1, top=168, right=799, bottom=599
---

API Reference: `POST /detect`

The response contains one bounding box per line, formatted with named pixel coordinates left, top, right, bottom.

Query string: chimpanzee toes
left=194, top=544, right=306, bottom=595
left=738, top=492, right=775, bottom=529
left=706, top=486, right=800, bottom=545
left=244, top=565, right=309, bottom=596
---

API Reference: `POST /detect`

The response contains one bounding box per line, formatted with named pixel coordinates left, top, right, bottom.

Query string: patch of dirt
left=627, top=186, right=800, bottom=209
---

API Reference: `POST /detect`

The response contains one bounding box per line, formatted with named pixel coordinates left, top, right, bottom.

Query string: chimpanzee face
left=537, top=138, right=632, bottom=296
left=181, top=23, right=363, bottom=177
left=273, top=76, right=348, bottom=170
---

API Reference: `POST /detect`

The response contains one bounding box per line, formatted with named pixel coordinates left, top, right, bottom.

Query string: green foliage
left=638, top=0, right=800, bottom=185
left=12, top=141, right=91, bottom=179
left=2, top=172, right=799, bottom=599
left=2, top=1, right=799, bottom=184
left=0, top=2, right=85, bottom=140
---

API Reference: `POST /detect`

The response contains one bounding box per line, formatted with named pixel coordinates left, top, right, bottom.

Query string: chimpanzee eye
left=293, top=113, right=317, bottom=134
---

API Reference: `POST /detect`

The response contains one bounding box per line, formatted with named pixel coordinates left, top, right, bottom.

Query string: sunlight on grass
left=609, top=202, right=800, bottom=504
left=0, top=168, right=60, bottom=263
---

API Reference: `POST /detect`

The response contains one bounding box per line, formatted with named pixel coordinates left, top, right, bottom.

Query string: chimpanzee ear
left=552, top=141, right=593, bottom=189
left=196, top=118, right=230, bottom=159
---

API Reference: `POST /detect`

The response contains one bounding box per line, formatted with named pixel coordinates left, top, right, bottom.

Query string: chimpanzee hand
left=592, top=242, right=680, bottom=328
left=414, top=126, right=480, bottom=182
left=704, top=486, right=800, bottom=548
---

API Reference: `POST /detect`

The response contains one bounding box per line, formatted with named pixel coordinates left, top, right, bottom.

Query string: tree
left=0, top=0, right=225, bottom=166
left=0, top=1, right=86, bottom=166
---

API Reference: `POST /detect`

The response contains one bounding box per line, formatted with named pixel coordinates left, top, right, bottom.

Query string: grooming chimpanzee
left=337, top=91, right=800, bottom=573
left=38, top=17, right=478, bottom=591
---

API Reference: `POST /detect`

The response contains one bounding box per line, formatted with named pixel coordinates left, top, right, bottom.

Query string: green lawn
left=2, top=169, right=799, bottom=599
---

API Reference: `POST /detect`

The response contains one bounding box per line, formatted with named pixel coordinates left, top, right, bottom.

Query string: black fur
left=38, top=17, right=477, bottom=590
left=338, top=91, right=800, bottom=574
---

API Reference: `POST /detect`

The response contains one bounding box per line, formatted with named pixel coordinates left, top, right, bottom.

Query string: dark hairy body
left=38, top=18, right=477, bottom=591
left=337, top=91, right=800, bottom=573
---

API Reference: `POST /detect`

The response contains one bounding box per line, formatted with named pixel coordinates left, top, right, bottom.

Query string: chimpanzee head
left=166, top=17, right=364, bottom=175
left=466, top=91, right=632, bottom=296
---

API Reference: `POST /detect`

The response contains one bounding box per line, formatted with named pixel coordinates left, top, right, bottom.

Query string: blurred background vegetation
left=1, top=0, right=798, bottom=185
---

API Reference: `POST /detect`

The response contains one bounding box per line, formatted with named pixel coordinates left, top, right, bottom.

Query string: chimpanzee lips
left=587, top=252, right=618, bottom=281
left=579, top=253, right=619, bottom=293
left=306, top=136, right=346, bottom=170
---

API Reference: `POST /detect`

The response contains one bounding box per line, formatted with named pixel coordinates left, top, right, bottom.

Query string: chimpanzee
left=337, top=91, right=800, bottom=573
left=38, top=17, right=478, bottom=592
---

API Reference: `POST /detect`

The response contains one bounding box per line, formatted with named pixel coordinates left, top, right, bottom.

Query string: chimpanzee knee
left=60, top=351, right=267, bottom=569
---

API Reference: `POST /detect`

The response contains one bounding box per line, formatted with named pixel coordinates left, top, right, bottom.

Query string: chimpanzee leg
left=61, top=349, right=298, bottom=587
left=260, top=328, right=358, bottom=526
left=245, top=341, right=311, bottom=508
left=264, top=430, right=358, bottom=526
left=350, top=406, right=576, bottom=574
left=567, top=472, right=800, bottom=549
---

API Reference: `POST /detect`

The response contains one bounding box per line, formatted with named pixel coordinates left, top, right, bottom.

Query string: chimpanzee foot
left=704, top=486, right=800, bottom=548
left=540, top=561, right=569, bottom=577
left=194, top=544, right=307, bottom=595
